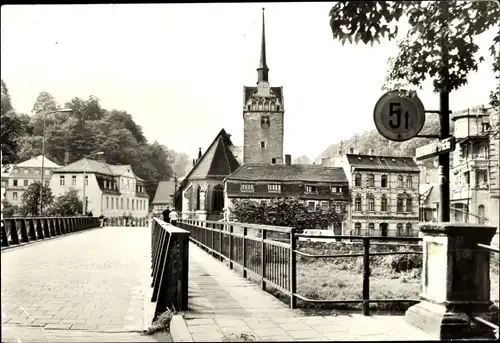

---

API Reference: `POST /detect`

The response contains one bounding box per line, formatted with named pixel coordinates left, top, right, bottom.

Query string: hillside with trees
left=0, top=80, right=191, bottom=200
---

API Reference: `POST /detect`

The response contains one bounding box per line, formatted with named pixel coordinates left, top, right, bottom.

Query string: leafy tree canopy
left=20, top=182, right=54, bottom=216
left=48, top=188, right=83, bottom=216
left=231, top=197, right=346, bottom=231
left=329, top=1, right=499, bottom=97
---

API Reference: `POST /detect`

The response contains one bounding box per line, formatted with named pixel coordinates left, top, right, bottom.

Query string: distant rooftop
left=152, top=181, right=176, bottom=205
left=53, top=158, right=144, bottom=181
left=226, top=164, right=347, bottom=183
left=16, top=155, right=61, bottom=168
left=345, top=154, right=419, bottom=172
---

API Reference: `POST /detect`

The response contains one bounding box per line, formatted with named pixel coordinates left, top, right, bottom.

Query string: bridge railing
left=1, top=216, right=100, bottom=248
left=150, top=218, right=190, bottom=320
left=178, top=218, right=422, bottom=316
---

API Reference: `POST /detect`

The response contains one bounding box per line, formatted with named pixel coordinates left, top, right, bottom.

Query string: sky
left=1, top=3, right=498, bottom=161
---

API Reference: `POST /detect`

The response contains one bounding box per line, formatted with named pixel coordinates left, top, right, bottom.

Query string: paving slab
left=176, top=242, right=435, bottom=342
left=1, top=226, right=154, bottom=342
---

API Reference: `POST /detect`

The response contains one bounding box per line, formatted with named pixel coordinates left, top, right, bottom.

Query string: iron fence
left=1, top=216, right=100, bottom=247
left=178, top=219, right=422, bottom=316
left=150, top=218, right=190, bottom=319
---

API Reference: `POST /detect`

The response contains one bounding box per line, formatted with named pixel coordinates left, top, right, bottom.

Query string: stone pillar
left=405, top=222, right=498, bottom=340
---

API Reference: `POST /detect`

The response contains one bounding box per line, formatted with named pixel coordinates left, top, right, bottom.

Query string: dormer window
left=241, top=183, right=254, bottom=192
left=261, top=116, right=270, bottom=128
left=268, top=184, right=281, bottom=192
left=261, top=141, right=266, bottom=148
left=331, top=186, right=342, bottom=193
left=305, top=185, right=317, bottom=193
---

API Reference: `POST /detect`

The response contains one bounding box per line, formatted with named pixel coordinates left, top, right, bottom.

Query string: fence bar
left=362, top=237, right=370, bottom=316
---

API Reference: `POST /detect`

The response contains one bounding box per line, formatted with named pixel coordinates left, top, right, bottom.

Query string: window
left=381, top=175, right=388, bottom=188
left=367, top=194, right=375, bottom=211
left=111, top=197, right=114, bottom=210
left=331, top=186, right=342, bottom=193
left=60, top=176, right=65, bottom=186
left=132, top=199, right=135, bottom=210
left=305, top=185, right=317, bottom=193
left=23, top=169, right=28, bottom=175
left=397, top=197, right=404, bottom=213
left=335, top=203, right=342, bottom=213
left=308, top=201, right=316, bottom=212
left=241, top=183, right=254, bottom=192
left=355, top=196, right=362, bottom=211
left=45, top=169, right=50, bottom=175
left=368, top=223, right=375, bottom=236
left=354, top=222, right=361, bottom=235
left=35, top=169, right=40, bottom=175
left=321, top=201, right=329, bottom=210
left=72, top=175, right=77, bottom=186
left=261, top=141, right=266, bottom=148
left=406, top=176, right=413, bottom=189
left=268, top=184, right=281, bottom=192
left=13, top=179, right=18, bottom=186
left=406, top=197, right=413, bottom=213
left=271, top=158, right=277, bottom=164
left=106, top=197, right=109, bottom=209
left=381, top=195, right=388, bottom=212
left=127, top=198, right=130, bottom=210
left=261, top=116, right=270, bottom=128
left=367, top=174, right=375, bottom=187
left=45, top=180, right=49, bottom=187
left=397, top=175, right=404, bottom=188
left=397, top=223, right=403, bottom=236
left=13, top=192, right=18, bottom=200
left=464, top=171, right=470, bottom=184
left=121, top=198, right=124, bottom=210
left=405, top=223, right=412, bottom=236
left=23, top=180, right=28, bottom=186
left=354, top=173, right=361, bottom=187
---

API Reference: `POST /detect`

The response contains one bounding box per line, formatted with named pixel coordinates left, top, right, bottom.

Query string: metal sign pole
left=438, top=1, right=451, bottom=223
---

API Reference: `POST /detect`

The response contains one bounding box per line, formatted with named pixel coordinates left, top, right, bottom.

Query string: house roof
left=16, top=155, right=61, bottom=168
left=152, top=181, right=176, bottom=204
left=345, top=154, right=419, bottom=172
left=53, top=158, right=144, bottom=182
left=226, top=164, right=348, bottom=183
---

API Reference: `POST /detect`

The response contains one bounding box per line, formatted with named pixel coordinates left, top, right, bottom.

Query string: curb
left=170, top=315, right=194, bottom=342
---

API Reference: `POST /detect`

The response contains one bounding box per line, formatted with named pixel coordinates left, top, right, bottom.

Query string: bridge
left=1, top=217, right=498, bottom=342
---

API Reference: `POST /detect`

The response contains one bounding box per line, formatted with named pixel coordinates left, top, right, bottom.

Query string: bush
left=385, top=253, right=422, bottom=273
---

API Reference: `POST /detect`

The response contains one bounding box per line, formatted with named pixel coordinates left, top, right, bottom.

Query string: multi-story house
left=0, top=155, right=61, bottom=208
left=342, top=153, right=420, bottom=237
left=450, top=107, right=496, bottom=225
left=50, top=158, right=149, bottom=220
left=224, top=155, right=350, bottom=233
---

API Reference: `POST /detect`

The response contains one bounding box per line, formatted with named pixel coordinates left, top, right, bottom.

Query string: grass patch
left=144, top=308, right=178, bottom=335
left=222, top=333, right=258, bottom=342
left=241, top=240, right=499, bottom=313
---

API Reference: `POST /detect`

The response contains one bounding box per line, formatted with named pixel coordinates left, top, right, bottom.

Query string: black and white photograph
left=1, top=2, right=499, bottom=342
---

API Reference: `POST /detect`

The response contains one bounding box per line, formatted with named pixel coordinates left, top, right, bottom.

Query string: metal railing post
left=362, top=237, right=371, bottom=316
left=290, top=228, right=297, bottom=309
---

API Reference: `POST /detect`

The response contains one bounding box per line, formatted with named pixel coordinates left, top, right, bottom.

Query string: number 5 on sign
left=373, top=91, right=426, bottom=142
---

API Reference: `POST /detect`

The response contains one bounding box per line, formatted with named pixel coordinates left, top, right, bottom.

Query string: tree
left=32, top=91, right=59, bottom=114
left=293, top=155, right=311, bottom=165
left=231, top=197, right=346, bottom=231
left=49, top=188, right=83, bottom=216
left=20, top=182, right=54, bottom=216
left=64, top=95, right=106, bottom=122
left=1, top=80, right=23, bottom=164
left=329, top=1, right=499, bottom=95
left=1, top=199, right=19, bottom=218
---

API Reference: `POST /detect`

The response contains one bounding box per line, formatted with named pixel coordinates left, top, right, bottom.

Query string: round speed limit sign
left=373, top=91, right=426, bottom=142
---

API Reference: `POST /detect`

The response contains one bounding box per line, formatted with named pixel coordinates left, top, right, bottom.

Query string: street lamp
left=39, top=108, right=72, bottom=216
left=82, top=151, right=104, bottom=215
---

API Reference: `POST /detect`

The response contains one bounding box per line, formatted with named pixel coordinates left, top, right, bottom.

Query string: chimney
left=285, top=154, right=291, bottom=165
left=368, top=148, right=374, bottom=156
left=349, top=147, right=354, bottom=154
left=64, top=152, right=70, bottom=165
left=198, top=148, right=202, bottom=160
left=192, top=159, right=196, bottom=166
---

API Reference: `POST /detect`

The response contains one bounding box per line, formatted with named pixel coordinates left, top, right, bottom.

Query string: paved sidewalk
left=180, top=242, right=434, bottom=342
left=1, top=226, right=156, bottom=343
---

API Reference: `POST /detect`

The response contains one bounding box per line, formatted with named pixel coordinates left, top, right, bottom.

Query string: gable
left=190, top=139, right=219, bottom=179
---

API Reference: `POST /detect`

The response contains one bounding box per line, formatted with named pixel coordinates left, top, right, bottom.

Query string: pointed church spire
left=257, top=8, right=269, bottom=83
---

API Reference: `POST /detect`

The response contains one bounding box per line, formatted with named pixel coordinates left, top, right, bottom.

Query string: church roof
left=183, top=129, right=241, bottom=182
left=226, top=164, right=347, bottom=183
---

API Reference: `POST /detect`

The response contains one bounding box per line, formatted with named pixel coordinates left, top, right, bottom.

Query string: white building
left=50, top=158, right=149, bottom=220
left=1, top=155, right=61, bottom=207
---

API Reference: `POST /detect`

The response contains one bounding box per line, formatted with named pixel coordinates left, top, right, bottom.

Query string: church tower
left=242, top=8, right=285, bottom=165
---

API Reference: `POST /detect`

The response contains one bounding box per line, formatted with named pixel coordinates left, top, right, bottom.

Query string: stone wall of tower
left=243, top=110, right=284, bottom=164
